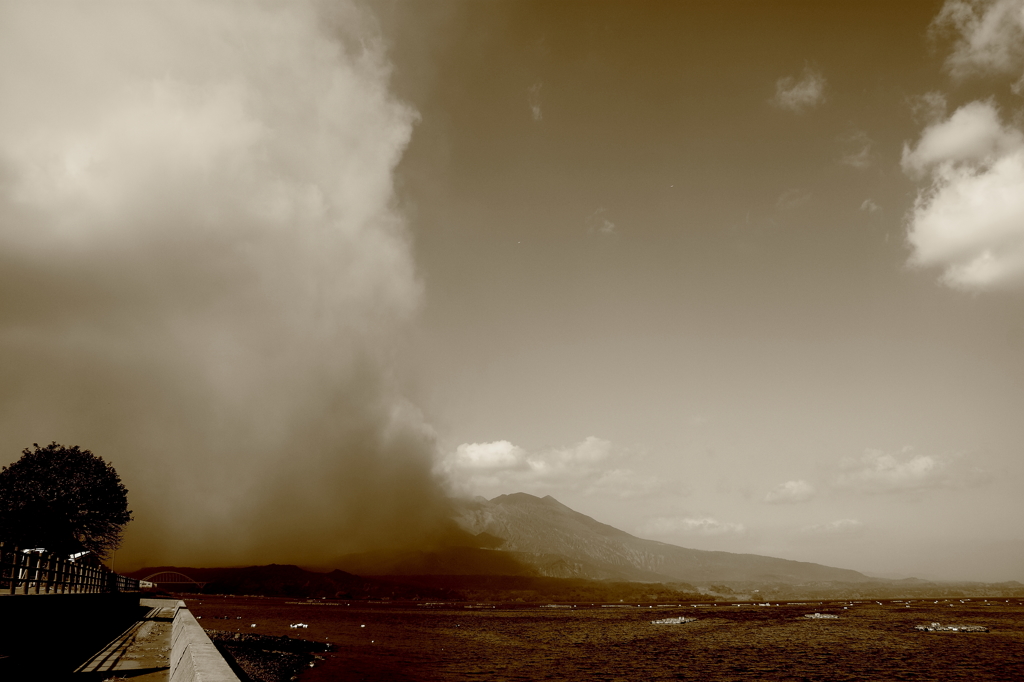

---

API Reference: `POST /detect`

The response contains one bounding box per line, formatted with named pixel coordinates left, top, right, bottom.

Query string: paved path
left=75, top=597, right=178, bottom=680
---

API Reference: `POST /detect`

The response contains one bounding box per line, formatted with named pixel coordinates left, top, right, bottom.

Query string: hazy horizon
left=2, top=0, right=1022, bottom=583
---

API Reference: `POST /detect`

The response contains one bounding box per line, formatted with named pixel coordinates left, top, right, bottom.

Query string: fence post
left=22, top=551, right=32, bottom=595
left=19, top=550, right=28, bottom=595
left=0, top=543, right=10, bottom=593
left=19, top=551, right=27, bottom=594
left=43, top=552, right=52, bottom=594
left=11, top=548, right=21, bottom=595
left=32, top=551, right=42, bottom=594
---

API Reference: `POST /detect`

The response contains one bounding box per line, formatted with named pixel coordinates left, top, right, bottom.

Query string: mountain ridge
left=449, top=492, right=872, bottom=584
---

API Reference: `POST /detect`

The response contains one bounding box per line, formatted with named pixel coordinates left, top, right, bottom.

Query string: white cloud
left=451, top=441, right=527, bottom=470
left=903, top=101, right=1024, bottom=290
left=764, top=479, right=815, bottom=504
left=840, top=131, right=874, bottom=169
left=906, top=3, right=1024, bottom=291
left=802, top=519, right=864, bottom=535
left=836, top=448, right=950, bottom=493
left=440, top=436, right=662, bottom=498
left=770, top=66, right=826, bottom=113
left=902, top=101, right=1024, bottom=175
left=934, top=0, right=1024, bottom=83
left=528, top=82, right=543, bottom=122
left=638, top=516, right=747, bottom=537
left=860, top=199, right=882, bottom=213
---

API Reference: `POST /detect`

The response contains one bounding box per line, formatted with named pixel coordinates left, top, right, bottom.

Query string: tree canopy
left=0, top=443, right=133, bottom=558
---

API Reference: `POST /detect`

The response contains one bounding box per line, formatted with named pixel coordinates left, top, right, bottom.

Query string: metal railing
left=0, top=543, right=140, bottom=595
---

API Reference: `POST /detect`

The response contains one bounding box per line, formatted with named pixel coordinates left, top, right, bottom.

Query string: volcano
left=336, top=492, right=871, bottom=585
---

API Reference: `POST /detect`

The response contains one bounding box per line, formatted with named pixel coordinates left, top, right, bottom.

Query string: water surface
left=188, top=596, right=1024, bottom=681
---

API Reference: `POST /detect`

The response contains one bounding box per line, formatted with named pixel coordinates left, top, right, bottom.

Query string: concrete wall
left=170, top=601, right=241, bottom=682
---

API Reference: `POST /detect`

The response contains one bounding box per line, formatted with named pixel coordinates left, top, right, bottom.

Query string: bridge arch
left=140, top=571, right=207, bottom=589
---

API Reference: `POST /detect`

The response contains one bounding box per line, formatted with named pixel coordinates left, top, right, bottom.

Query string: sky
left=1, top=0, right=1023, bottom=582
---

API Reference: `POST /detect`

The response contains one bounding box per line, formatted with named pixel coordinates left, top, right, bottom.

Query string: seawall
left=170, top=599, right=240, bottom=682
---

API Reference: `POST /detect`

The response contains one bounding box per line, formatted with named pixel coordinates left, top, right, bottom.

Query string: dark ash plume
left=0, top=0, right=448, bottom=568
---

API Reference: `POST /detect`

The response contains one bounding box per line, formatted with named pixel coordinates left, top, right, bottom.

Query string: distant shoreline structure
left=651, top=616, right=697, bottom=625
left=915, top=622, right=988, bottom=632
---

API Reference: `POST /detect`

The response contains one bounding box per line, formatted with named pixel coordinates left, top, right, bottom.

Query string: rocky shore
left=205, top=629, right=331, bottom=682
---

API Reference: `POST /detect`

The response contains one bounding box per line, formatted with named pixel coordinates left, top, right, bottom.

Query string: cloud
left=770, top=65, right=826, bottom=113
left=587, top=468, right=663, bottom=499
left=840, top=131, right=874, bottom=169
left=638, top=516, right=746, bottom=537
left=764, top=479, right=815, bottom=504
left=910, top=91, right=949, bottom=124
left=802, top=519, right=864, bottom=535
left=441, top=436, right=612, bottom=487
left=777, top=188, right=812, bottom=209
left=933, top=0, right=1024, bottom=84
left=0, top=1, right=450, bottom=567
left=451, top=441, right=527, bottom=470
left=440, top=436, right=661, bottom=499
left=906, top=2, right=1024, bottom=291
left=860, top=199, right=882, bottom=213
left=836, top=448, right=951, bottom=493
left=903, top=101, right=1024, bottom=175
left=586, top=207, right=617, bottom=235
left=528, top=82, right=543, bottom=122
left=902, top=101, right=1024, bottom=290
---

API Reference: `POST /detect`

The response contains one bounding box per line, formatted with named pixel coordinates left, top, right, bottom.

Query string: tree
left=0, top=443, right=133, bottom=559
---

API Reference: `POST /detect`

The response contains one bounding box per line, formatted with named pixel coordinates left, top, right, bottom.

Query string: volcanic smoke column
left=0, top=1, right=447, bottom=566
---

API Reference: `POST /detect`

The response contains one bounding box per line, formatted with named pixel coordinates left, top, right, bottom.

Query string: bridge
left=139, top=571, right=207, bottom=590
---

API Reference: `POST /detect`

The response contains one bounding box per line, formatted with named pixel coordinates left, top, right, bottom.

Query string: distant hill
left=131, top=494, right=1024, bottom=600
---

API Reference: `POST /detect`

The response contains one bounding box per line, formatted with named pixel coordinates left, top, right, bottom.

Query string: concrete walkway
left=75, top=597, right=177, bottom=680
